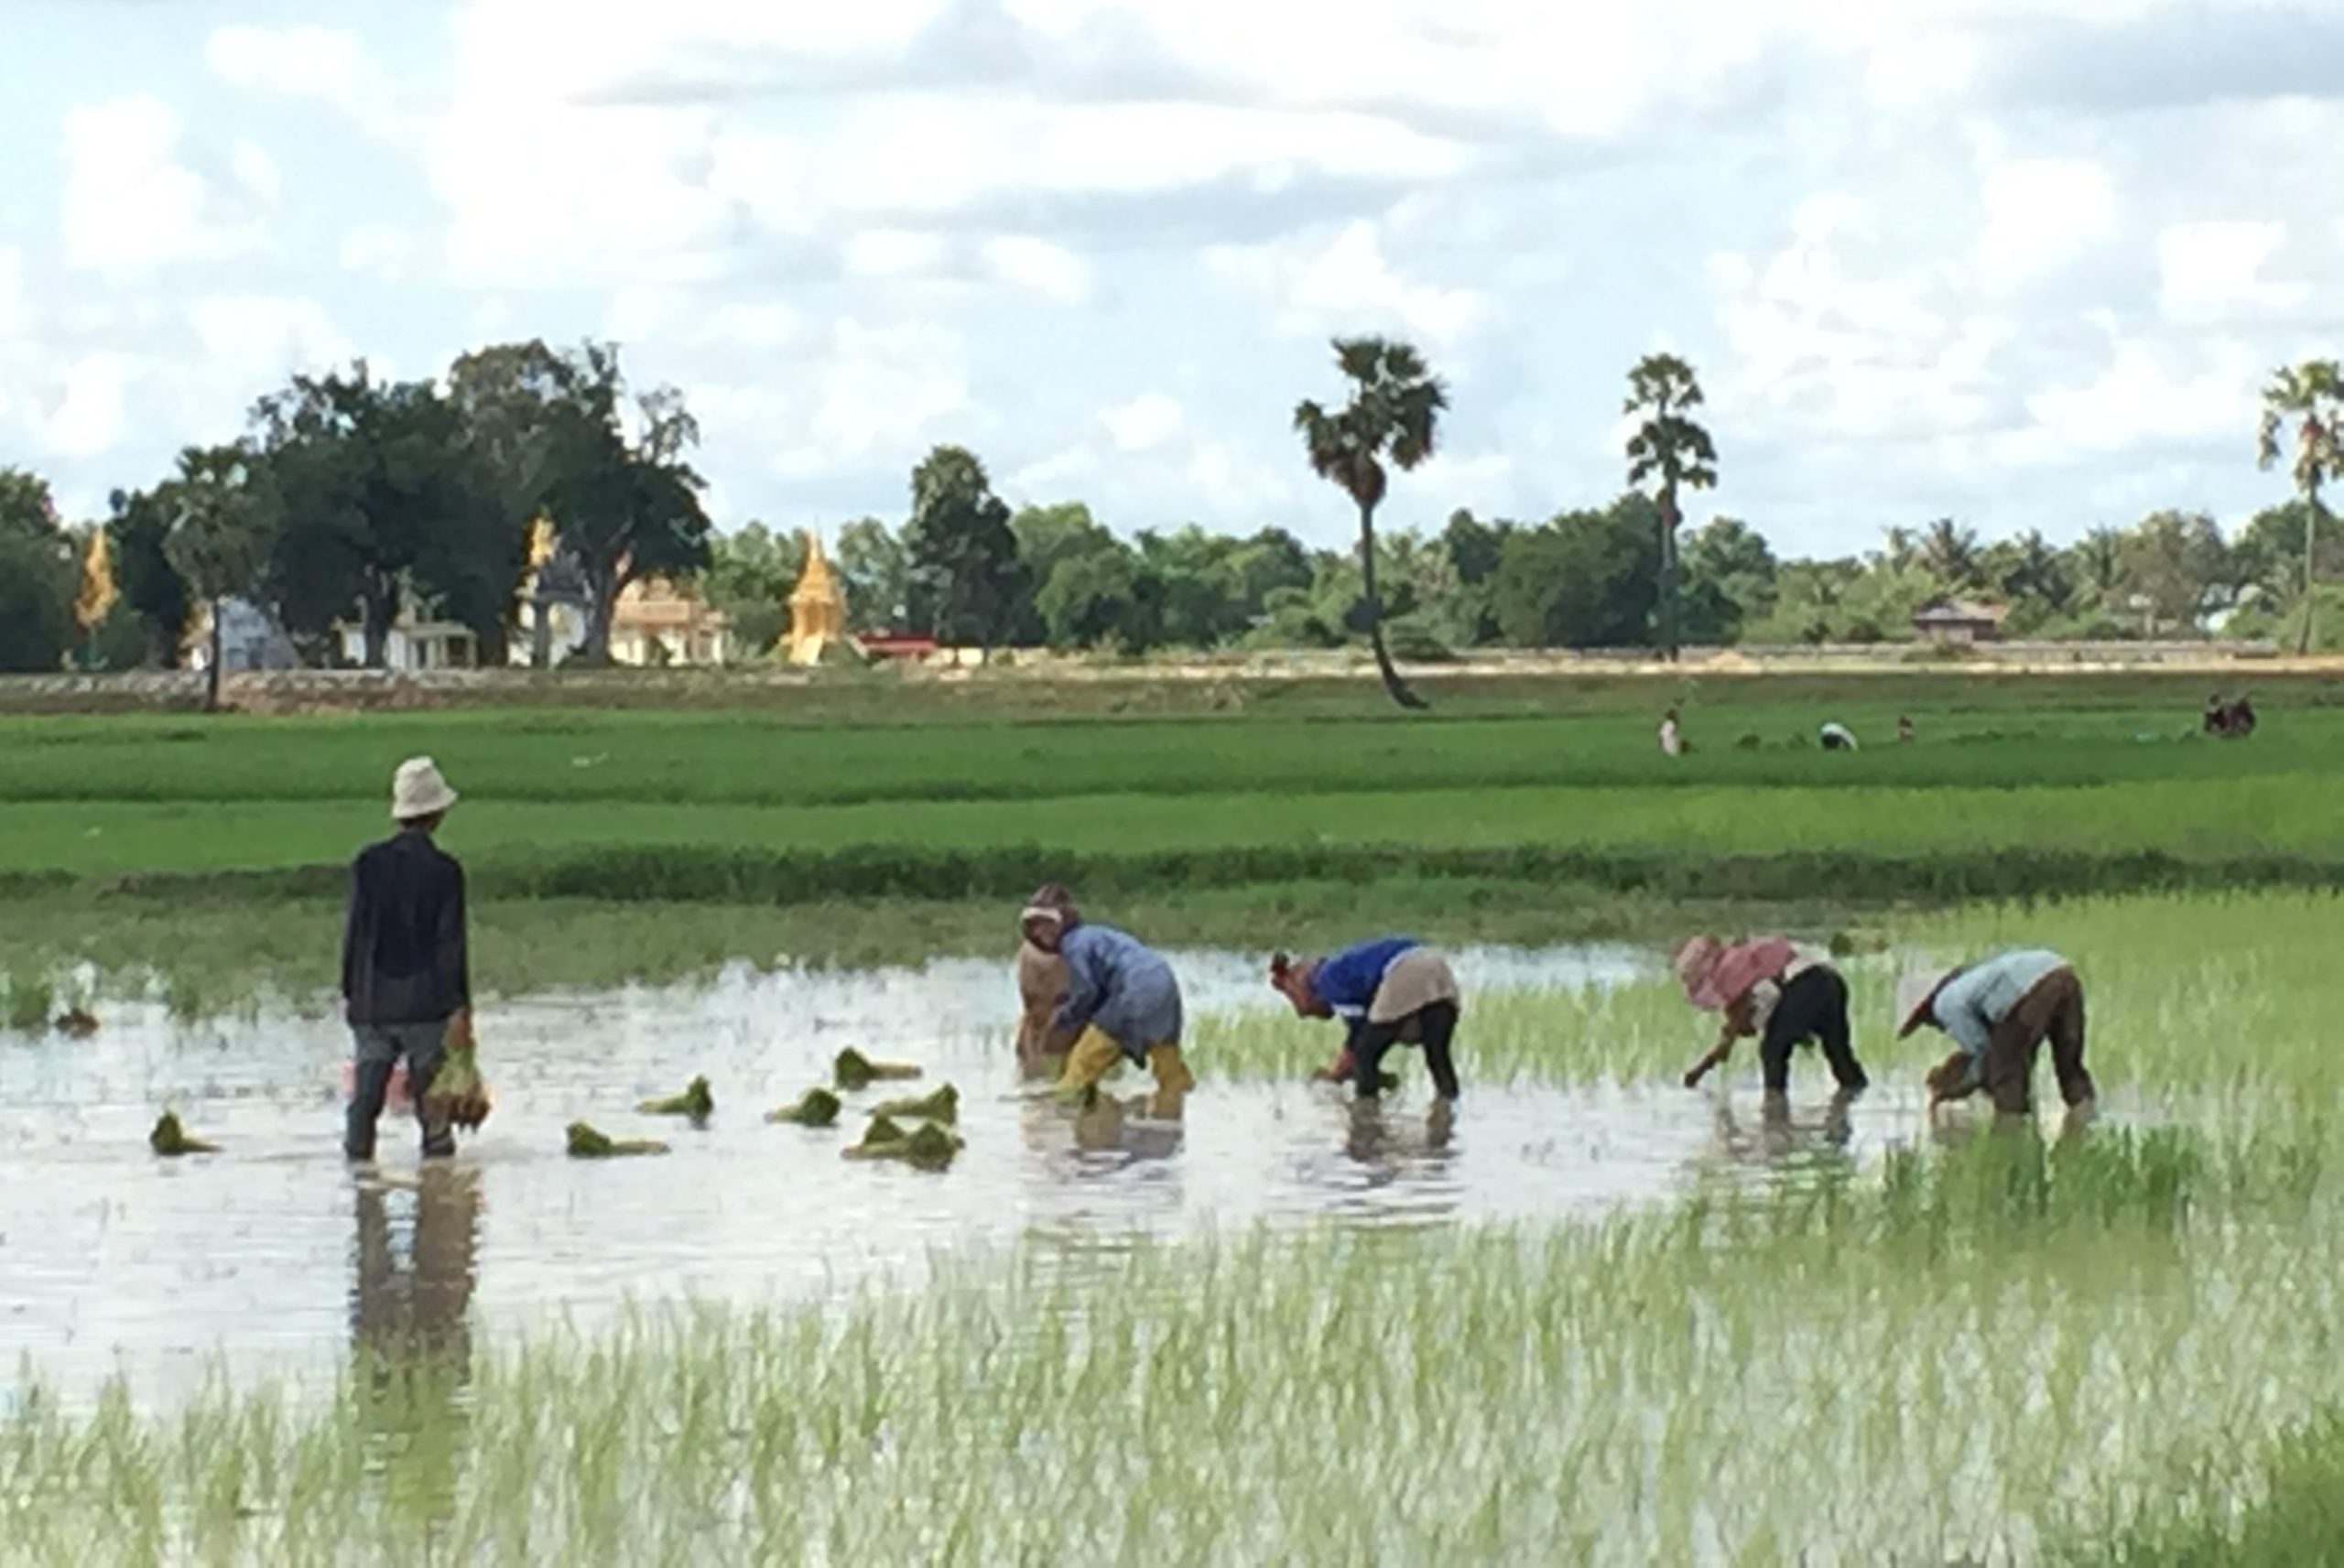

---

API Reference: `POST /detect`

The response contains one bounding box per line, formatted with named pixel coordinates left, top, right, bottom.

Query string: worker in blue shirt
left=1269, top=936, right=1461, bottom=1101
left=1019, top=884, right=1193, bottom=1115
left=1899, top=948, right=2094, bottom=1115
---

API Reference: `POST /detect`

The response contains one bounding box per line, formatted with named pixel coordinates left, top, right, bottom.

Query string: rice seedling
left=146, top=1111, right=217, bottom=1156
left=563, top=1122, right=668, bottom=1158
left=635, top=1076, right=712, bottom=1119
left=833, top=1048, right=920, bottom=1090
left=7, top=1131, right=2344, bottom=1566
left=841, top=1114, right=961, bottom=1169
left=870, top=1083, right=959, bottom=1124
left=4, top=968, right=55, bottom=1033
left=765, top=1087, right=842, bottom=1127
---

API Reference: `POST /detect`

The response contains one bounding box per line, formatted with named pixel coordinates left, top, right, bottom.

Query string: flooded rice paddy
left=6, top=945, right=1993, bottom=1405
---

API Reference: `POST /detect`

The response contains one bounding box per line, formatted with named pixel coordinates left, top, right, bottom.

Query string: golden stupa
left=75, top=528, right=117, bottom=633
left=782, top=529, right=850, bottom=665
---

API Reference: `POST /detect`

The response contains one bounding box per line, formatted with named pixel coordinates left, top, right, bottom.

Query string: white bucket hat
left=391, top=756, right=459, bottom=821
left=1895, top=968, right=1956, bottom=1037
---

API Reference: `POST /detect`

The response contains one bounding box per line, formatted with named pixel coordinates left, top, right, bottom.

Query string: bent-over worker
left=1269, top=936, right=1462, bottom=1102
left=1019, top=885, right=1193, bottom=1113
left=1014, top=919, right=1071, bottom=1080
left=1676, top=935, right=1866, bottom=1097
left=1899, top=948, right=2094, bottom=1116
left=342, top=757, right=472, bottom=1162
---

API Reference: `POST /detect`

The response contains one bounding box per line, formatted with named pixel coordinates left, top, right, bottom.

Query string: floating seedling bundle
left=766, top=1087, right=842, bottom=1127
left=834, top=1048, right=920, bottom=1091
left=567, top=1121, right=670, bottom=1158
left=148, top=1111, right=218, bottom=1156
left=638, top=1076, right=714, bottom=1120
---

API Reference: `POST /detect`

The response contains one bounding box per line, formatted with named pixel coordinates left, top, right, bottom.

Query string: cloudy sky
left=4, top=0, right=2339, bottom=556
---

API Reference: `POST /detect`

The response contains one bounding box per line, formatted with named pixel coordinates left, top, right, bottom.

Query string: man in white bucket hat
left=341, top=757, right=472, bottom=1161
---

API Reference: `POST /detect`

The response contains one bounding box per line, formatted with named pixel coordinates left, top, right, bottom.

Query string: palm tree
left=1295, top=338, right=1447, bottom=709
left=2256, top=360, right=2343, bottom=654
left=1623, top=354, right=1718, bottom=660
left=1918, top=518, right=1982, bottom=590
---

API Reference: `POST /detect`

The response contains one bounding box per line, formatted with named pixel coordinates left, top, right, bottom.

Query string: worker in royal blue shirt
left=1269, top=935, right=1461, bottom=1101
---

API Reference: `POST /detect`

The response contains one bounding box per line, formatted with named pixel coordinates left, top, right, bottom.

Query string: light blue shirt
left=1930, top=948, right=2069, bottom=1059
left=1053, top=924, right=1183, bottom=1061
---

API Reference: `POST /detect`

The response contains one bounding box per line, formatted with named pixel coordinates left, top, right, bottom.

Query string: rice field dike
left=5, top=669, right=2344, bottom=1565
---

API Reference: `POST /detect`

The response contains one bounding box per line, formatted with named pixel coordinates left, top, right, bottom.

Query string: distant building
left=183, top=597, right=300, bottom=672
left=334, top=616, right=479, bottom=671
left=784, top=531, right=851, bottom=665
left=609, top=576, right=733, bottom=666
left=1911, top=599, right=2007, bottom=646
left=857, top=633, right=939, bottom=662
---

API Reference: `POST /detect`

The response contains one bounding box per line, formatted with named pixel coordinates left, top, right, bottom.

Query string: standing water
left=1, top=944, right=1942, bottom=1405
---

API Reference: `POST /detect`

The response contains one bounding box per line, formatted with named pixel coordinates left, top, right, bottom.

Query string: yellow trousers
left=1055, top=1027, right=1193, bottom=1111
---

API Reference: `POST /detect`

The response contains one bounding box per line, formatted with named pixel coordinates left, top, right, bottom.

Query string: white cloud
left=700, top=301, right=803, bottom=351
left=41, top=352, right=140, bottom=459
left=2024, top=338, right=2258, bottom=452
left=1100, top=391, right=1184, bottom=451
left=229, top=140, right=281, bottom=205
left=1709, top=190, right=2010, bottom=445
left=775, top=319, right=971, bottom=476
left=983, top=236, right=1092, bottom=306
left=60, top=97, right=258, bottom=275
left=1972, top=156, right=2117, bottom=288
left=203, top=25, right=400, bottom=138
left=1187, top=439, right=1291, bottom=514
left=1208, top=221, right=1483, bottom=346
left=0, top=247, right=27, bottom=341
left=339, top=223, right=417, bottom=282
left=187, top=296, right=354, bottom=381
left=2155, top=220, right=2305, bottom=320
left=841, top=229, right=947, bottom=278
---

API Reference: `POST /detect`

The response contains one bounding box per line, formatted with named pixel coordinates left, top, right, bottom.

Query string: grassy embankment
left=6, top=892, right=2344, bottom=1563
left=0, top=669, right=2337, bottom=1011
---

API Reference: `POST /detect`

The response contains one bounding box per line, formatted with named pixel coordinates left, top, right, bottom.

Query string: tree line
left=2, top=338, right=2338, bottom=708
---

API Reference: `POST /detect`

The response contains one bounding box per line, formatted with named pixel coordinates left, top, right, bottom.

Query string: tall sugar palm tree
left=1624, top=354, right=1719, bottom=661
left=2257, top=360, right=2344, bottom=653
left=1296, top=337, right=1447, bottom=709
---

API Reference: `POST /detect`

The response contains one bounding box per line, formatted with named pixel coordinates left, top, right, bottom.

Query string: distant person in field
left=1896, top=714, right=1915, bottom=744
left=1676, top=935, right=1866, bottom=1098
left=1658, top=706, right=1684, bottom=756
left=1019, top=885, right=1193, bottom=1115
left=342, top=757, right=471, bottom=1162
left=2203, top=694, right=2256, bottom=739
left=1270, top=937, right=1463, bottom=1103
left=1818, top=720, right=1858, bottom=751
left=1899, top=948, right=2095, bottom=1116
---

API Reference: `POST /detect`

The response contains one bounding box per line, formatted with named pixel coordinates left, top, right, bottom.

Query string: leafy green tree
left=1439, top=508, right=1512, bottom=645
left=2067, top=526, right=2124, bottom=612
left=1037, top=538, right=1157, bottom=649
left=1916, top=518, right=1983, bottom=590
left=1623, top=353, right=1718, bottom=660
left=446, top=340, right=711, bottom=664
left=1295, top=337, right=1448, bottom=708
left=1139, top=525, right=1248, bottom=647
left=0, top=469, right=76, bottom=674
left=105, top=486, right=191, bottom=667
left=1492, top=496, right=1659, bottom=649
left=248, top=362, right=515, bottom=665
left=2257, top=360, right=2344, bottom=653
left=705, top=522, right=807, bottom=656
left=1678, top=516, right=1776, bottom=643
left=160, top=445, right=282, bottom=709
left=904, top=445, right=1027, bottom=656
left=1984, top=529, right=2074, bottom=625
left=2232, top=501, right=2344, bottom=608
left=2113, top=509, right=2229, bottom=633
left=835, top=516, right=907, bottom=631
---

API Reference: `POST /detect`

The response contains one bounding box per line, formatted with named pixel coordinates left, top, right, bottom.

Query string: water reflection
left=1694, top=1089, right=1859, bottom=1182
left=350, top=1165, right=481, bottom=1531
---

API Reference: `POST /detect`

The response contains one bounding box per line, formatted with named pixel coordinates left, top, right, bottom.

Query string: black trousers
left=1351, top=1001, right=1461, bottom=1101
left=1759, top=968, right=1866, bottom=1094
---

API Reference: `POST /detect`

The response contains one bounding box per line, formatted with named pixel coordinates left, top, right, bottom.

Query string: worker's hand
left=445, top=1009, right=475, bottom=1051
left=1682, top=1064, right=1708, bottom=1089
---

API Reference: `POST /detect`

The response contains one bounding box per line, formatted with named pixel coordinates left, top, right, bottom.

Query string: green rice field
left=2, top=670, right=2339, bottom=1564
